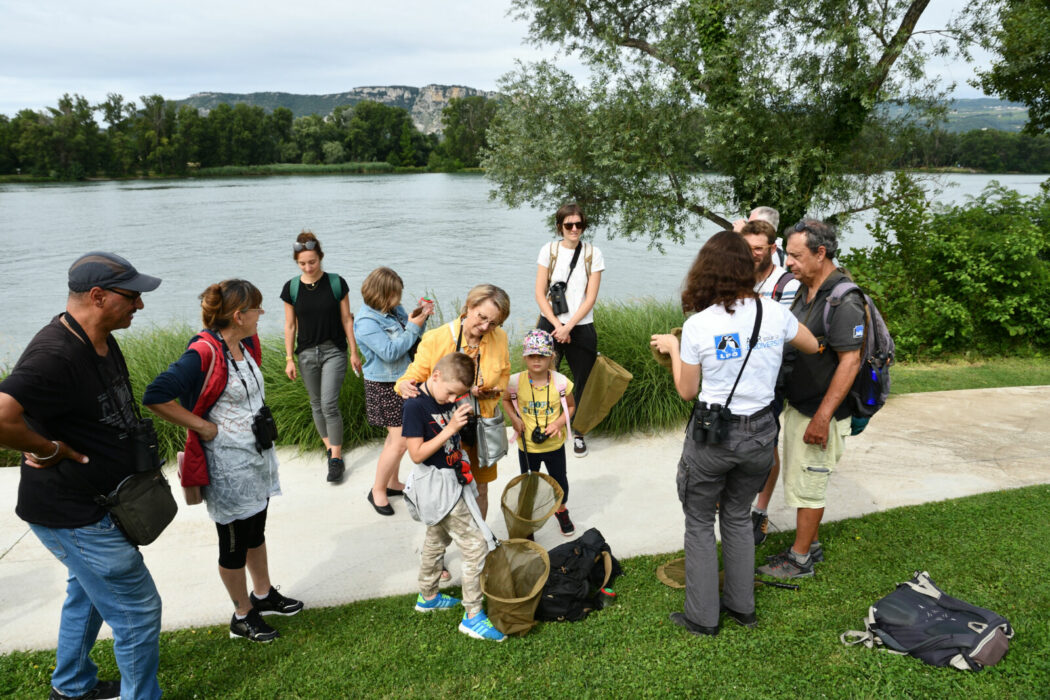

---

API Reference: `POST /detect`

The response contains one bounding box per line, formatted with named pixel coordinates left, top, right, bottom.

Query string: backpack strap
left=822, top=279, right=862, bottom=332
left=289, top=277, right=300, bottom=304
left=546, top=241, right=559, bottom=288
left=552, top=370, right=573, bottom=443
left=289, top=274, right=342, bottom=305
left=772, top=270, right=796, bottom=302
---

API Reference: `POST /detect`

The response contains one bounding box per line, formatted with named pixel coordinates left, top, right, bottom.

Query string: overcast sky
left=0, top=0, right=992, bottom=117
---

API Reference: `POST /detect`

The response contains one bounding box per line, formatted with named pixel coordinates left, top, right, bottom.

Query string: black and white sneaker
left=554, top=508, right=576, bottom=537
left=250, top=586, right=304, bottom=616
left=573, top=434, right=588, bottom=457
left=49, top=680, right=120, bottom=700
left=230, top=608, right=280, bottom=642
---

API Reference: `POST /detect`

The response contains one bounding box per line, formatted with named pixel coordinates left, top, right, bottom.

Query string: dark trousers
left=536, top=319, right=597, bottom=432
left=517, top=446, right=569, bottom=504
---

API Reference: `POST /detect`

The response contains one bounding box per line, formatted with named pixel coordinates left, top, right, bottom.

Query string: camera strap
left=722, top=297, right=764, bottom=412
left=217, top=333, right=264, bottom=413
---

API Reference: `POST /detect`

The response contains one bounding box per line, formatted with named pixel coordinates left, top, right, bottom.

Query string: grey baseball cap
left=68, top=251, right=162, bottom=293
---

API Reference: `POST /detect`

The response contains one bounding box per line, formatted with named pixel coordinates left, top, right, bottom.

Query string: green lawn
left=891, top=357, right=1050, bottom=394
left=2, top=485, right=1047, bottom=698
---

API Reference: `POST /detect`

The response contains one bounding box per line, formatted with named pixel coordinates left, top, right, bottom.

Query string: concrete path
left=2, top=386, right=1048, bottom=653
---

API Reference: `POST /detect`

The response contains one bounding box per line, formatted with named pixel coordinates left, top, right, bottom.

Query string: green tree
left=438, top=96, right=500, bottom=168
left=98, top=93, right=139, bottom=176
left=0, top=115, right=15, bottom=174
left=975, top=0, right=1050, bottom=134
left=47, top=94, right=101, bottom=179
left=484, top=0, right=963, bottom=246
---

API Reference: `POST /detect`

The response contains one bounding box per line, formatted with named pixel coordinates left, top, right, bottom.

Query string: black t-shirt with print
left=1, top=315, right=143, bottom=528
left=783, top=271, right=866, bottom=419
left=401, top=391, right=464, bottom=470
left=280, top=272, right=350, bottom=352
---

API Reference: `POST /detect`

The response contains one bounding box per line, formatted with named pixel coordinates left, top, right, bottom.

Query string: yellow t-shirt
left=515, top=372, right=574, bottom=454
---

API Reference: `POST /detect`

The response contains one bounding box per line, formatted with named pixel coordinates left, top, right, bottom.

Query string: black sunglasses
left=293, top=240, right=318, bottom=252
left=107, top=288, right=141, bottom=301
left=562, top=221, right=587, bottom=231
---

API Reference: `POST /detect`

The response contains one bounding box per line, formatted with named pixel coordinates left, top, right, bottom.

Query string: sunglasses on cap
left=293, top=240, right=318, bottom=252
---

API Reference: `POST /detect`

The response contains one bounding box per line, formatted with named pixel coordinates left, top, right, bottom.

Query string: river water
left=0, top=172, right=1046, bottom=364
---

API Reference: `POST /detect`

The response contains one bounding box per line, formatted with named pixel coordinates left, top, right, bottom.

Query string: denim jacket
left=353, top=303, right=426, bottom=382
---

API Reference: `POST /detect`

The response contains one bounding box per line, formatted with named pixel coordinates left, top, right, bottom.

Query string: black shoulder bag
left=60, top=313, right=177, bottom=546
left=691, top=299, right=763, bottom=445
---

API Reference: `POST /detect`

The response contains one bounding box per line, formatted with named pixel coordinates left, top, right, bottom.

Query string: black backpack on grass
left=535, top=528, right=622, bottom=622
left=841, top=571, right=1013, bottom=671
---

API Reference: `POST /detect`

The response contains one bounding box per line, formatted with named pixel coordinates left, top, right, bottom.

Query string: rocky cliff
left=176, top=84, right=498, bottom=134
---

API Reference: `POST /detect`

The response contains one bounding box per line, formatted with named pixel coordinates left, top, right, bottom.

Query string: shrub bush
left=841, top=174, right=1050, bottom=359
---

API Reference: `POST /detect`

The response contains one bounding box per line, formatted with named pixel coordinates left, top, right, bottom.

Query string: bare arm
left=788, top=324, right=820, bottom=354
left=145, top=399, right=218, bottom=441
left=339, top=295, right=362, bottom=375
left=406, top=404, right=471, bottom=463
left=650, top=334, right=701, bottom=401
left=545, top=391, right=577, bottom=436
left=283, top=301, right=298, bottom=380
left=563, top=269, right=603, bottom=333
left=804, top=349, right=862, bottom=449
left=0, top=392, right=88, bottom=467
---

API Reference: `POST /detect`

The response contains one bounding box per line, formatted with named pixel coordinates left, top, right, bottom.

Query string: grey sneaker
left=49, top=681, right=120, bottom=700
left=765, top=542, right=823, bottom=564
left=229, top=608, right=280, bottom=642
left=751, top=510, right=768, bottom=546
left=756, top=549, right=814, bottom=579
left=573, top=434, right=588, bottom=457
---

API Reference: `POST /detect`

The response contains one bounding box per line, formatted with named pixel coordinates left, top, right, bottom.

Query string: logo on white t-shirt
left=714, top=333, right=742, bottom=360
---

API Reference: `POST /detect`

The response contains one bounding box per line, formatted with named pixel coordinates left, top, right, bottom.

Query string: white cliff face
left=181, top=84, right=498, bottom=134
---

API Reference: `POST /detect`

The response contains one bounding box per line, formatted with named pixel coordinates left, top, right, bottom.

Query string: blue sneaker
left=415, top=592, right=460, bottom=612
left=458, top=611, right=506, bottom=642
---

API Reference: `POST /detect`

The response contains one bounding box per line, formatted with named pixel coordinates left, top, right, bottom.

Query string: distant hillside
left=175, top=89, right=1029, bottom=135
left=175, top=84, right=499, bottom=134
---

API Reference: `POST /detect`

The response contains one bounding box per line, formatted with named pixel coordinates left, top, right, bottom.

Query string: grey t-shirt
left=783, top=271, right=866, bottom=419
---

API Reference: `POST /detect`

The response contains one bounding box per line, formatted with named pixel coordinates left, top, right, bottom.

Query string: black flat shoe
left=386, top=488, right=405, bottom=497
left=720, top=603, right=757, bottom=628
left=367, top=490, right=394, bottom=516
left=669, top=612, right=719, bottom=637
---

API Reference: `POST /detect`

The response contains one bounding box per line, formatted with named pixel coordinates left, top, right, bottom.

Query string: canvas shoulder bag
left=452, top=322, right=508, bottom=467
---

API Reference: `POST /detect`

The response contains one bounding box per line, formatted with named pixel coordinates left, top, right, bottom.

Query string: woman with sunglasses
left=395, top=284, right=511, bottom=519
left=281, top=231, right=362, bottom=484
left=534, top=202, right=605, bottom=458
left=145, top=279, right=303, bottom=643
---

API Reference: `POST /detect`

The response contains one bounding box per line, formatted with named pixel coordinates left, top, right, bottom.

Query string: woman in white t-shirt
left=651, top=231, right=818, bottom=636
left=534, top=202, right=605, bottom=458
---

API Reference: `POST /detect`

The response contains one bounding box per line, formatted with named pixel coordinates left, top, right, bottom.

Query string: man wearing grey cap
left=0, top=252, right=164, bottom=700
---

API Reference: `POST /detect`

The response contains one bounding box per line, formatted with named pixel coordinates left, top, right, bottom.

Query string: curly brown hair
left=681, top=231, right=757, bottom=314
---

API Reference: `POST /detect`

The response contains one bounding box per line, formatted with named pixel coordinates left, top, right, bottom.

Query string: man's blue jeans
left=29, top=513, right=163, bottom=700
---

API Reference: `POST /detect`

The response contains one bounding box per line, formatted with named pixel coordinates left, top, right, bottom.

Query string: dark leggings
left=537, top=320, right=597, bottom=429
left=215, top=506, right=268, bottom=569
left=517, top=446, right=569, bottom=505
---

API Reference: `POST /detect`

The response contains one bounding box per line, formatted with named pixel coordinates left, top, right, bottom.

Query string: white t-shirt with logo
left=680, top=297, right=799, bottom=416
left=537, top=241, right=606, bottom=325
left=754, top=263, right=800, bottom=307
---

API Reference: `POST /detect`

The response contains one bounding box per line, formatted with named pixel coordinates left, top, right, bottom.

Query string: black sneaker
left=751, top=510, right=768, bottom=546
left=250, top=586, right=304, bottom=616
left=229, top=608, right=280, bottom=642
left=49, top=680, right=120, bottom=700
left=573, top=434, right=588, bottom=457
left=669, top=612, right=718, bottom=636
left=554, top=508, right=575, bottom=536
left=720, top=602, right=758, bottom=628
left=327, top=457, right=345, bottom=483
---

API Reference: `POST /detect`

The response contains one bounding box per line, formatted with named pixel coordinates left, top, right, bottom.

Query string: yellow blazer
left=395, top=317, right=511, bottom=418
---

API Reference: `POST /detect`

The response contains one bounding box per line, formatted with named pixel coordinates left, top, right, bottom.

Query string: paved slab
left=1, top=386, right=1048, bottom=653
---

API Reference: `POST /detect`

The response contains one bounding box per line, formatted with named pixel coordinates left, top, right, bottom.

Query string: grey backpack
left=841, top=571, right=1013, bottom=671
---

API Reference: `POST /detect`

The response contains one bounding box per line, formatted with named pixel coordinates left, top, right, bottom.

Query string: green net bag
left=481, top=538, right=550, bottom=636
left=500, top=471, right=564, bottom=540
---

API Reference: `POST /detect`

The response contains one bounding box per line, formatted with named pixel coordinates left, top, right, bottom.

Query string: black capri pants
left=215, top=504, right=268, bottom=569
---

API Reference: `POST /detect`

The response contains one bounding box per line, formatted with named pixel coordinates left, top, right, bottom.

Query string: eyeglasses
left=293, top=240, right=318, bottom=252
left=562, top=221, right=586, bottom=231
left=749, top=244, right=772, bottom=253
left=107, top=288, right=141, bottom=301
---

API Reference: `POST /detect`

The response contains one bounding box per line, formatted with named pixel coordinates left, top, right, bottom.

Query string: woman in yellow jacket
left=395, top=284, right=511, bottom=518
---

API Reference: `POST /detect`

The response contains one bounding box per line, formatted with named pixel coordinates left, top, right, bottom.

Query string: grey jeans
left=677, top=410, right=777, bottom=627
left=298, top=341, right=347, bottom=447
